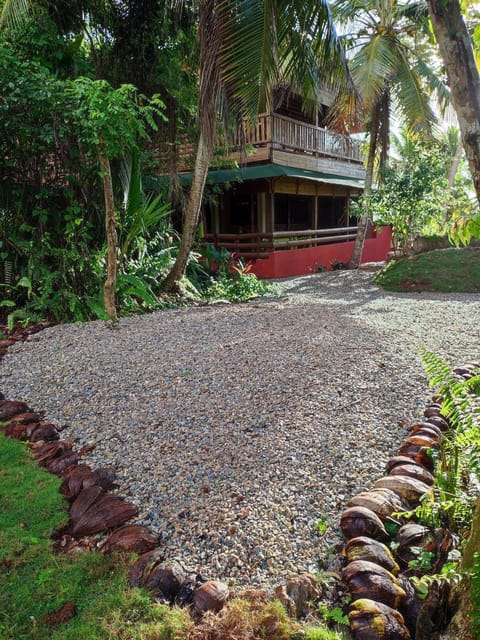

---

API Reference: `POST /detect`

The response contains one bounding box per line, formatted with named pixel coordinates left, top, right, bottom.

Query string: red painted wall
left=249, top=226, right=392, bottom=279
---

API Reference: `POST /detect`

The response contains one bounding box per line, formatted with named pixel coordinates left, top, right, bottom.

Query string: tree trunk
left=438, top=497, right=480, bottom=640
left=348, top=100, right=381, bottom=269
left=447, top=141, right=463, bottom=191
left=162, top=0, right=220, bottom=293
left=442, top=140, right=463, bottom=222
left=98, top=147, right=118, bottom=323
left=426, top=0, right=480, bottom=204
left=161, top=131, right=213, bottom=292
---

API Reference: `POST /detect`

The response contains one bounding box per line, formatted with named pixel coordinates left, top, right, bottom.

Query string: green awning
left=179, top=163, right=364, bottom=190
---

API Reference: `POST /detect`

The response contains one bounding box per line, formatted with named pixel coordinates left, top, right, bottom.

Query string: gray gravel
left=1, top=269, right=479, bottom=587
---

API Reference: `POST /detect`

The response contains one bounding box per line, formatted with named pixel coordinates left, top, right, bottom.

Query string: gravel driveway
left=1, top=270, right=479, bottom=587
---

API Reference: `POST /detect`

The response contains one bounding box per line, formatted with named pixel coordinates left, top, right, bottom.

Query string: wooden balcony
left=203, top=226, right=359, bottom=260
left=238, top=113, right=362, bottom=163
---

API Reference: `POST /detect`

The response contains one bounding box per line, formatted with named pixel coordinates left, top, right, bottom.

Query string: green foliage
left=317, top=604, right=349, bottom=626
left=0, top=41, right=174, bottom=322
left=448, top=212, right=480, bottom=247
left=410, top=564, right=463, bottom=600
left=303, top=625, right=350, bottom=639
left=315, top=515, right=329, bottom=535
left=203, top=269, right=276, bottom=303
left=358, top=134, right=455, bottom=251
left=3, top=4, right=90, bottom=78
left=65, top=77, right=165, bottom=159
left=413, top=350, right=480, bottom=535
left=194, top=246, right=278, bottom=303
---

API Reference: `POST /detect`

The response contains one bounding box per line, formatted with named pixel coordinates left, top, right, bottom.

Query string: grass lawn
left=374, top=247, right=480, bottom=293
left=0, top=433, right=193, bottom=640
left=0, top=433, right=347, bottom=640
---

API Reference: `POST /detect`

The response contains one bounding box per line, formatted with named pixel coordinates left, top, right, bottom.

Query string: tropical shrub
left=357, top=132, right=479, bottom=252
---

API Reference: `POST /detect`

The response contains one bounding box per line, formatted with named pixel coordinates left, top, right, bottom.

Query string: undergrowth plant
left=408, top=351, right=480, bottom=605
left=417, top=350, right=480, bottom=535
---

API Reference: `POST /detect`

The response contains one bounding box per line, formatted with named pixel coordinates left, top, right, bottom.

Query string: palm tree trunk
left=98, top=147, right=118, bottom=323
left=443, top=141, right=463, bottom=222
left=162, top=0, right=220, bottom=293
left=447, top=141, right=463, bottom=191
left=348, top=100, right=380, bottom=269
left=161, top=131, right=213, bottom=292
left=426, top=0, right=480, bottom=204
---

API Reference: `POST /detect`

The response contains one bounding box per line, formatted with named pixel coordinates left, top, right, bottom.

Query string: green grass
left=374, top=247, right=480, bottom=293
left=0, top=433, right=192, bottom=640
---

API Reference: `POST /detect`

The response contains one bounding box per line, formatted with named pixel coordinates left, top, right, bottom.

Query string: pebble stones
left=0, top=270, right=478, bottom=588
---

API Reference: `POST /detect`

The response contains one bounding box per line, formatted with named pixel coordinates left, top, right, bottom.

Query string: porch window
left=317, top=196, right=348, bottom=228
left=274, top=194, right=312, bottom=231
left=231, top=193, right=257, bottom=233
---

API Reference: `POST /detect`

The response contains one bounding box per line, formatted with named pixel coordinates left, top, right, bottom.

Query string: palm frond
left=221, top=0, right=348, bottom=120
left=392, top=44, right=437, bottom=134
left=349, top=34, right=399, bottom=104
left=0, top=0, right=32, bottom=28
left=414, top=55, right=451, bottom=114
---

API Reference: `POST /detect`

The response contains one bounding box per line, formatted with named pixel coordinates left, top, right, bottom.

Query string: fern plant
left=419, top=349, right=480, bottom=533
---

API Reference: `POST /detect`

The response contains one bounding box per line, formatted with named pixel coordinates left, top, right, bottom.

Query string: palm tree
left=161, top=0, right=349, bottom=292
left=330, top=0, right=440, bottom=268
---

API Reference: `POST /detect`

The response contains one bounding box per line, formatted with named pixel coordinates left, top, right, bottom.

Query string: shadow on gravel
left=276, top=271, right=480, bottom=316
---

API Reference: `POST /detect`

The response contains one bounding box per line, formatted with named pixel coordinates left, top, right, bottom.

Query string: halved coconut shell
left=343, top=560, right=406, bottom=608
left=375, top=476, right=432, bottom=504
left=46, top=450, right=80, bottom=476
left=344, top=537, right=400, bottom=575
left=425, top=415, right=450, bottom=432
left=0, top=401, right=30, bottom=421
left=128, top=548, right=165, bottom=587
left=145, top=560, right=187, bottom=600
left=193, top=580, right=229, bottom=614
left=33, top=441, right=73, bottom=465
left=386, top=456, right=425, bottom=474
left=61, top=467, right=116, bottom=500
left=101, top=524, right=159, bottom=554
left=70, top=486, right=105, bottom=525
left=348, top=490, right=404, bottom=521
left=341, top=506, right=390, bottom=542
left=30, top=424, right=60, bottom=443
left=409, top=425, right=442, bottom=440
left=389, top=463, right=435, bottom=486
left=395, top=444, right=434, bottom=471
left=349, top=598, right=411, bottom=640
left=71, top=495, right=138, bottom=537
left=400, top=435, right=439, bottom=450
left=8, top=412, right=42, bottom=425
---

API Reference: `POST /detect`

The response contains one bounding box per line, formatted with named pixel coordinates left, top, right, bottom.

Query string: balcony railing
left=239, top=113, right=362, bottom=163
left=203, top=227, right=359, bottom=260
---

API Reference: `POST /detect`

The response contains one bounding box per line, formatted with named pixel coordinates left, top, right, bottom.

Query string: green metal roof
left=180, top=163, right=364, bottom=189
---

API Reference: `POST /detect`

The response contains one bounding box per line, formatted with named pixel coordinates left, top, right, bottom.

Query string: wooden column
left=267, top=179, right=275, bottom=232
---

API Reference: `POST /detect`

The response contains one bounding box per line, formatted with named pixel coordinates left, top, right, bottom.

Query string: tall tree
left=331, top=0, right=441, bottom=268
left=161, top=0, right=348, bottom=292
left=426, top=0, right=480, bottom=205
left=423, top=4, right=480, bottom=638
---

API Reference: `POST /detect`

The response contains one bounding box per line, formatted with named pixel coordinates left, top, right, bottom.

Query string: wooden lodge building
left=176, top=89, right=391, bottom=278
